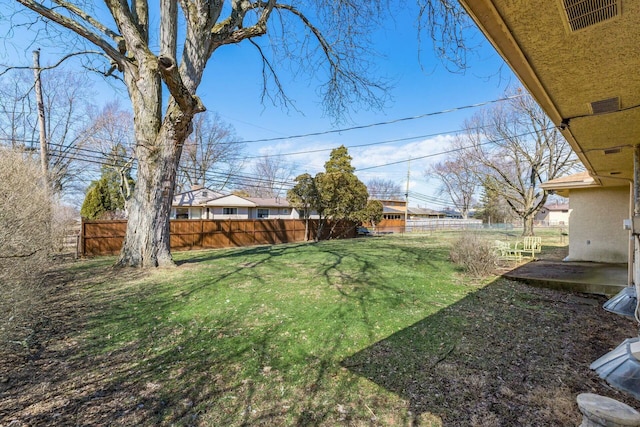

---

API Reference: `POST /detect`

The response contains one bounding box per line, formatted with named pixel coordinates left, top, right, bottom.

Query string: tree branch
left=249, top=39, right=297, bottom=111
left=158, top=57, right=205, bottom=113
left=160, top=0, right=177, bottom=61
left=0, top=51, right=112, bottom=77
left=211, top=0, right=275, bottom=46
left=104, top=0, right=152, bottom=61
left=131, top=0, right=149, bottom=43
left=50, top=0, right=126, bottom=52
left=15, top=0, right=124, bottom=63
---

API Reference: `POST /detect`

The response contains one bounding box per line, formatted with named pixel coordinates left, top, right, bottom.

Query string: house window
left=281, top=208, right=289, bottom=214
left=176, top=208, right=189, bottom=219
left=257, top=208, right=270, bottom=219
left=223, top=207, right=238, bottom=215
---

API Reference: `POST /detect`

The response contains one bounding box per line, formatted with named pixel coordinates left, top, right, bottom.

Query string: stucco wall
left=568, top=186, right=629, bottom=263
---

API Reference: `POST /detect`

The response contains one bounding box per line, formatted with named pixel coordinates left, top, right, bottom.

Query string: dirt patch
left=344, top=279, right=639, bottom=426
left=1, top=259, right=639, bottom=426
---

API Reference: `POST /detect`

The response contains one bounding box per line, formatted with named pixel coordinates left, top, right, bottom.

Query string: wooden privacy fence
left=81, top=219, right=357, bottom=256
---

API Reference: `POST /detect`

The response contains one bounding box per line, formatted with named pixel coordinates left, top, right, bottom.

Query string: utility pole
left=33, top=49, right=49, bottom=192
left=405, top=158, right=410, bottom=233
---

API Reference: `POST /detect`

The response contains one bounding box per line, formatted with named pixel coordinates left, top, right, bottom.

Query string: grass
left=7, top=228, right=626, bottom=426
left=77, top=235, right=473, bottom=425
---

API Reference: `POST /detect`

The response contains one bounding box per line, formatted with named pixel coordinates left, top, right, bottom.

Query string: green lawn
left=26, top=229, right=572, bottom=426
left=68, top=234, right=481, bottom=425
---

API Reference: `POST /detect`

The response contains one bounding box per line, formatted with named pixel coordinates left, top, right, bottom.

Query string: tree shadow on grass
left=174, top=242, right=312, bottom=266
left=342, top=279, right=639, bottom=426
left=7, top=237, right=612, bottom=426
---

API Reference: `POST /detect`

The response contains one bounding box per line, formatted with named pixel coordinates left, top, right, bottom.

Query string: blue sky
left=194, top=9, right=514, bottom=208
left=3, top=4, right=515, bottom=209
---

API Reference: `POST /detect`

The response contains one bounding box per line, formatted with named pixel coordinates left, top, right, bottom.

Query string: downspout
left=634, top=145, right=640, bottom=322
left=630, top=181, right=634, bottom=287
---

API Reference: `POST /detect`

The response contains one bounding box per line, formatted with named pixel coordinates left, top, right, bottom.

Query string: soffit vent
left=603, top=147, right=622, bottom=155
left=562, top=0, right=619, bottom=32
left=590, top=97, right=620, bottom=114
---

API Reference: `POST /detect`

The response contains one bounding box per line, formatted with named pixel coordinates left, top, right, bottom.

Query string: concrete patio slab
left=503, top=260, right=628, bottom=297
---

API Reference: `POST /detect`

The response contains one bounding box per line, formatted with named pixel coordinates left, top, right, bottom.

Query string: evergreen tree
left=80, top=147, right=134, bottom=219
left=359, top=199, right=384, bottom=230
left=80, top=178, right=112, bottom=219
left=315, top=146, right=369, bottom=239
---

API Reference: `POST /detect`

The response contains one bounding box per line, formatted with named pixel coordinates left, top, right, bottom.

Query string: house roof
left=172, top=187, right=225, bottom=206
left=543, top=203, right=570, bottom=212
left=176, top=193, right=293, bottom=209
left=540, top=171, right=599, bottom=197
left=244, top=197, right=291, bottom=208
left=408, top=207, right=443, bottom=216
left=383, top=206, right=404, bottom=214
left=203, top=194, right=258, bottom=207
left=460, top=0, right=640, bottom=188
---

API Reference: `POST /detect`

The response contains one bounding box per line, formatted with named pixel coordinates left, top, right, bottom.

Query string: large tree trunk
left=116, top=56, right=193, bottom=267
left=522, top=214, right=535, bottom=237
left=316, top=214, right=326, bottom=242
left=117, top=138, right=183, bottom=267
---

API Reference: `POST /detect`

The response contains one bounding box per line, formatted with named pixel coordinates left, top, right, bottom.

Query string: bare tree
left=425, top=147, right=478, bottom=219
left=366, top=178, right=403, bottom=200
left=240, top=153, right=296, bottom=198
left=287, top=172, right=317, bottom=241
left=475, top=176, right=516, bottom=225
left=462, top=87, right=579, bottom=235
left=416, top=0, right=473, bottom=72
left=177, top=112, right=244, bottom=193
left=8, top=1, right=469, bottom=267
left=0, top=68, right=94, bottom=194
left=0, top=71, right=32, bottom=149
left=84, top=101, right=136, bottom=207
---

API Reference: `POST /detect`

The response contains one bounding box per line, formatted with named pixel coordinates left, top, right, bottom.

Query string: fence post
left=80, top=218, right=85, bottom=257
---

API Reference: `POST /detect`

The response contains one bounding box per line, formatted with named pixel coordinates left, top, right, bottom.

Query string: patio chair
left=516, top=236, right=542, bottom=259
left=493, top=240, right=523, bottom=262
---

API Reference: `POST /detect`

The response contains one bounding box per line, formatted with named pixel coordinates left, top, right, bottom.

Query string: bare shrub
left=449, top=234, right=498, bottom=277
left=0, top=148, right=53, bottom=346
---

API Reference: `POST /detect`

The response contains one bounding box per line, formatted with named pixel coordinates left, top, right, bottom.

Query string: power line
left=36, top=125, right=556, bottom=200
left=241, top=128, right=470, bottom=159
left=356, top=127, right=555, bottom=171
left=1, top=99, right=511, bottom=165
left=238, top=95, right=523, bottom=144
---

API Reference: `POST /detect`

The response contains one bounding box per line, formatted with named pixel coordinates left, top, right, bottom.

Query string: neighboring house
left=377, top=199, right=406, bottom=220
left=171, top=185, right=225, bottom=219
left=171, top=190, right=316, bottom=220
left=542, top=172, right=629, bottom=263
left=409, top=207, right=444, bottom=219
left=203, top=194, right=298, bottom=220
left=534, top=202, right=570, bottom=226
left=382, top=206, right=403, bottom=220
left=439, top=208, right=463, bottom=219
